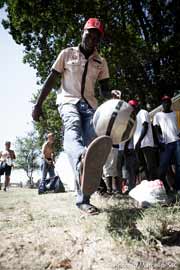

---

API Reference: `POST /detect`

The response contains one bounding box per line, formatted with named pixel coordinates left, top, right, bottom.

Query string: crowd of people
left=32, top=17, right=180, bottom=214
left=100, top=96, right=180, bottom=198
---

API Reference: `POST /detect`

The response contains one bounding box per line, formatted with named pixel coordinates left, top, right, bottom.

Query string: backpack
left=38, top=175, right=65, bottom=195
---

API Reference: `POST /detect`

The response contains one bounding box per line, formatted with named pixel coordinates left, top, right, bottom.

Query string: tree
left=31, top=90, right=63, bottom=155
left=15, top=131, right=40, bottom=186
left=1, top=0, right=180, bottom=135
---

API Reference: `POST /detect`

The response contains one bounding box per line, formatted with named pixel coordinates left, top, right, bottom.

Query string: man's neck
left=79, top=44, right=94, bottom=59
left=163, top=107, right=172, bottom=113
left=163, top=110, right=172, bottom=113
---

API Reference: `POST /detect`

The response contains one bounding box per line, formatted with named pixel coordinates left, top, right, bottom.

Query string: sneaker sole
left=81, top=135, right=112, bottom=195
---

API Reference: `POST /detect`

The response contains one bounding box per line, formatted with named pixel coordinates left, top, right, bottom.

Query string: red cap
left=84, top=18, right=104, bottom=35
left=161, top=95, right=171, bottom=101
left=128, top=99, right=139, bottom=107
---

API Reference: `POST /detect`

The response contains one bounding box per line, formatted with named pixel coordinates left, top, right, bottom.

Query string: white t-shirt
left=153, top=111, right=180, bottom=144
left=133, top=109, right=154, bottom=148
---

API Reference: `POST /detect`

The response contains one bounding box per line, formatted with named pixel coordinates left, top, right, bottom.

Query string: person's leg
left=111, top=148, right=121, bottom=193
left=174, top=141, right=180, bottom=191
left=77, top=101, right=111, bottom=210
left=142, top=147, right=158, bottom=180
left=80, top=100, right=96, bottom=146
left=135, top=148, right=147, bottom=180
left=159, top=143, right=174, bottom=193
left=4, top=165, right=11, bottom=191
left=41, top=160, right=48, bottom=180
left=105, top=176, right=112, bottom=194
left=112, top=176, right=121, bottom=193
left=48, top=164, right=55, bottom=178
left=117, top=150, right=127, bottom=193
left=59, top=103, right=85, bottom=173
left=38, top=160, right=49, bottom=193
left=124, top=150, right=137, bottom=191
left=103, top=148, right=113, bottom=194
left=59, top=102, right=91, bottom=206
left=116, top=150, right=124, bottom=178
left=97, top=177, right=107, bottom=195
left=4, top=176, right=10, bottom=191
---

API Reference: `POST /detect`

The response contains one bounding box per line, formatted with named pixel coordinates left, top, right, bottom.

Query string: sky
left=0, top=8, right=38, bottom=151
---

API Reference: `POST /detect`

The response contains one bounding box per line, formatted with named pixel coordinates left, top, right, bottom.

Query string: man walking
left=129, top=100, right=158, bottom=181
left=32, top=18, right=119, bottom=214
left=0, top=141, right=16, bottom=191
left=153, top=95, right=180, bottom=194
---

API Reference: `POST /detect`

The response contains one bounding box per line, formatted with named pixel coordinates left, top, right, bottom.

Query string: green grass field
left=0, top=188, right=180, bottom=270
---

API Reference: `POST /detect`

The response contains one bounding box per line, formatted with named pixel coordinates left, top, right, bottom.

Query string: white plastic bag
left=55, top=152, right=76, bottom=191
left=129, top=179, right=168, bottom=207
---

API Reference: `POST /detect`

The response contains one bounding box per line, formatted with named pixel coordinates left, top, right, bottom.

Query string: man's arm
left=153, top=124, right=162, bottom=145
left=42, top=142, right=49, bottom=160
left=32, top=69, right=60, bottom=121
left=12, top=150, right=16, bottom=160
left=42, top=143, right=49, bottom=162
left=135, top=122, right=148, bottom=149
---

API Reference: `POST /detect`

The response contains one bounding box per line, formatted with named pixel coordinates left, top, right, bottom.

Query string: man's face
left=131, top=105, right=139, bottom=114
left=162, top=100, right=172, bottom=112
left=81, top=28, right=101, bottom=52
left=5, top=142, right=10, bottom=150
left=48, top=134, right=54, bottom=144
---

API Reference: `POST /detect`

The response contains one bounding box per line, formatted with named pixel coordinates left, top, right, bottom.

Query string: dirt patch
left=0, top=188, right=180, bottom=270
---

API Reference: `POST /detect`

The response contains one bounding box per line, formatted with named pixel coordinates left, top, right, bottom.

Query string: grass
left=0, top=188, right=180, bottom=270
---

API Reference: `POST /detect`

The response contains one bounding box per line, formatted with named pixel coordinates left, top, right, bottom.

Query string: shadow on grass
left=161, top=230, right=180, bottom=246
left=103, top=196, right=180, bottom=247
left=104, top=203, right=143, bottom=241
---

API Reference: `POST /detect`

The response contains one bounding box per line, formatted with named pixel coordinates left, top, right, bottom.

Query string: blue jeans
left=59, top=100, right=96, bottom=204
left=41, top=160, right=55, bottom=180
left=159, top=140, right=180, bottom=191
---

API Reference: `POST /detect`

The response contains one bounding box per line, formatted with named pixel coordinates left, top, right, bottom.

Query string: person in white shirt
left=153, top=95, right=180, bottom=194
left=129, top=99, right=158, bottom=181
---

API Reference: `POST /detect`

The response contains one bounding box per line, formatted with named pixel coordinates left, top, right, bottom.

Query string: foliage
left=15, top=131, right=40, bottom=185
left=1, top=0, right=180, bottom=138
left=31, top=90, right=63, bottom=155
left=0, top=0, right=5, bottom=8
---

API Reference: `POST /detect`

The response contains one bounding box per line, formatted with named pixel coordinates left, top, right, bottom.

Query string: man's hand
left=111, top=90, right=121, bottom=99
left=46, top=159, right=55, bottom=167
left=32, top=104, right=44, bottom=122
left=135, top=140, right=141, bottom=151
